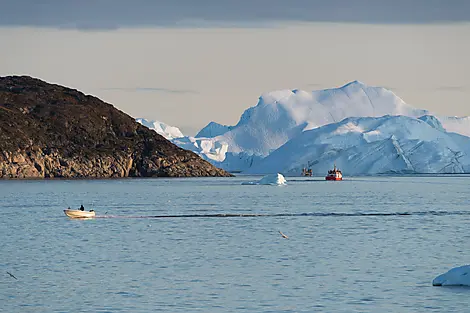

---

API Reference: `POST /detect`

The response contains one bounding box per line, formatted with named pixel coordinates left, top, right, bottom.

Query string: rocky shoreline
left=0, top=76, right=232, bottom=179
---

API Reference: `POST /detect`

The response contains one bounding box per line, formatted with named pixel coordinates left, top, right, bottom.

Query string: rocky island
left=0, top=76, right=232, bottom=178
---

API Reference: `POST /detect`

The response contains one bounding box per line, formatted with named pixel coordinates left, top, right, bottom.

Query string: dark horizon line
left=1, top=19, right=470, bottom=31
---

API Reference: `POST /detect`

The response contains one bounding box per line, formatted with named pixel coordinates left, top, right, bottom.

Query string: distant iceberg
left=432, top=265, right=470, bottom=286
left=241, top=173, right=287, bottom=186
left=137, top=81, right=470, bottom=174
left=136, top=118, right=184, bottom=140
left=196, top=121, right=234, bottom=138
left=201, top=80, right=429, bottom=158
left=246, top=115, right=470, bottom=175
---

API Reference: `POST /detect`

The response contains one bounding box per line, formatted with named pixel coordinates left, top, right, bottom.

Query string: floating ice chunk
left=241, top=173, right=287, bottom=186
left=432, top=265, right=470, bottom=286
left=259, top=173, right=287, bottom=185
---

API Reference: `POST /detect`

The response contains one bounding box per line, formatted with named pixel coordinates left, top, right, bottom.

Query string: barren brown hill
left=0, top=76, right=232, bottom=178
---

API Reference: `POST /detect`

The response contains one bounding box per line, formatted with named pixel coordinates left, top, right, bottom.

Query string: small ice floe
left=241, top=173, right=287, bottom=186
left=432, top=265, right=470, bottom=286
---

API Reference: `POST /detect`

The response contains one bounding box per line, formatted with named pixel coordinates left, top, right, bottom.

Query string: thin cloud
left=435, top=86, right=467, bottom=92
left=101, top=87, right=199, bottom=94
left=1, top=0, right=469, bottom=29
left=382, top=86, right=399, bottom=92
left=305, top=84, right=323, bottom=88
left=387, top=86, right=467, bottom=92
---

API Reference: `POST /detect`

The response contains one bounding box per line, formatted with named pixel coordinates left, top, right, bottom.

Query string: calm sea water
left=1, top=175, right=469, bottom=313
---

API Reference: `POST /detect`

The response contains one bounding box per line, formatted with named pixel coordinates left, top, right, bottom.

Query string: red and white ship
left=325, top=164, right=342, bottom=181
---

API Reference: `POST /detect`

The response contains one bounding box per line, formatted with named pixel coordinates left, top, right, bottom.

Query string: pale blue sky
left=1, top=1, right=469, bottom=135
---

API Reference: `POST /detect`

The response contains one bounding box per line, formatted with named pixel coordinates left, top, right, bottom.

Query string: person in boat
left=79, top=205, right=85, bottom=211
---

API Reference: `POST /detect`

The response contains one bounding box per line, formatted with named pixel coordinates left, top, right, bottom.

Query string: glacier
left=137, top=81, right=470, bottom=174
left=433, top=265, right=470, bottom=286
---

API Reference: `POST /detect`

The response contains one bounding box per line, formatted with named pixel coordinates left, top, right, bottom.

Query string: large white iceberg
left=137, top=81, right=470, bottom=174
left=241, top=173, right=287, bottom=186
left=197, top=80, right=429, bottom=158
left=432, top=265, right=470, bottom=286
left=247, top=115, right=470, bottom=175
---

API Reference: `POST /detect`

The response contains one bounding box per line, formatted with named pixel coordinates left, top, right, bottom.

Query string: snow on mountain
left=247, top=115, right=470, bottom=175
left=136, top=118, right=184, bottom=140
left=200, top=81, right=428, bottom=158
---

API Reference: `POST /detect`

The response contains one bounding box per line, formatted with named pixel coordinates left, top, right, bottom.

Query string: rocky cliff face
left=0, top=76, right=232, bottom=178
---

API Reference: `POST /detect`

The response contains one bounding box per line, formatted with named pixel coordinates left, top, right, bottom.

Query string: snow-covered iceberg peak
left=241, top=173, right=287, bottom=186
left=136, top=118, right=184, bottom=140
left=196, top=121, right=234, bottom=138
left=204, top=81, right=429, bottom=157
left=433, top=265, right=470, bottom=286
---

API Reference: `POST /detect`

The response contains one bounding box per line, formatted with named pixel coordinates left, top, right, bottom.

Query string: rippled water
left=1, top=175, right=469, bottom=312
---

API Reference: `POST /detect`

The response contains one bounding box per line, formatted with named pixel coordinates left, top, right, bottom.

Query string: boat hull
left=64, top=209, right=96, bottom=218
left=325, top=176, right=342, bottom=181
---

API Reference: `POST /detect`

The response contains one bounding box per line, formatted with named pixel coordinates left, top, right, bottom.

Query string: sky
left=1, top=1, right=469, bottom=135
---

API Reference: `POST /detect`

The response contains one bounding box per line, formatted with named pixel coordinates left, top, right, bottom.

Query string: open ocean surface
left=1, top=175, right=469, bottom=313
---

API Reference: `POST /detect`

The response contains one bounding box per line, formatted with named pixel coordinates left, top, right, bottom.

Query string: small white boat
left=64, top=209, right=96, bottom=218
